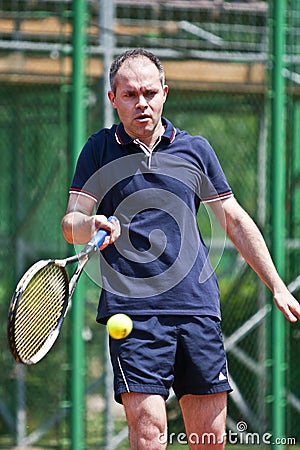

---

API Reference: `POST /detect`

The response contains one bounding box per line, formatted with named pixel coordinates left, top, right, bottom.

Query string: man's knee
left=179, top=393, right=227, bottom=449
left=122, top=393, right=167, bottom=450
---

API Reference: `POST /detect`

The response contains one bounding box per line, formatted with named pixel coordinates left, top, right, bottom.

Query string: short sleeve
left=70, top=133, right=102, bottom=202
left=196, top=137, right=233, bottom=203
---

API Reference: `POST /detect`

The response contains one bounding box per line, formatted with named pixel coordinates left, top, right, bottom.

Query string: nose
left=136, top=95, right=148, bottom=110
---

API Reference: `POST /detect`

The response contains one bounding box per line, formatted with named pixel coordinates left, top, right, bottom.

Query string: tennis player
left=62, top=48, right=300, bottom=449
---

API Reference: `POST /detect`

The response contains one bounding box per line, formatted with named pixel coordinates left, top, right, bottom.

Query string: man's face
left=108, top=56, right=168, bottom=143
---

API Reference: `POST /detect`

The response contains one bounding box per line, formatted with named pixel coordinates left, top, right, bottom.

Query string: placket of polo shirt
left=133, top=137, right=162, bottom=169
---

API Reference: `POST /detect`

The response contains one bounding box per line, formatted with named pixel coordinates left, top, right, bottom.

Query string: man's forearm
left=212, top=197, right=286, bottom=295
left=61, top=211, right=94, bottom=245
left=211, top=197, right=300, bottom=322
left=225, top=211, right=286, bottom=296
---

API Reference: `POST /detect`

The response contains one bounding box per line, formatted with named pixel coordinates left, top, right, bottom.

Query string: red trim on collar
left=115, top=128, right=123, bottom=145
left=169, top=127, right=176, bottom=143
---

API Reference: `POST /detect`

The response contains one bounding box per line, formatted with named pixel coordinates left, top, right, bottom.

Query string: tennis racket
left=7, top=216, right=116, bottom=365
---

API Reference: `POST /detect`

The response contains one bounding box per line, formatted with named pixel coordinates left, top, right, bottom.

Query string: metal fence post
left=270, top=1, right=287, bottom=447
left=99, top=0, right=116, bottom=447
left=71, top=0, right=87, bottom=448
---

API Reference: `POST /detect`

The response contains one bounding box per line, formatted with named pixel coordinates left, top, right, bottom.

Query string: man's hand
left=92, top=215, right=121, bottom=250
left=273, top=289, right=300, bottom=322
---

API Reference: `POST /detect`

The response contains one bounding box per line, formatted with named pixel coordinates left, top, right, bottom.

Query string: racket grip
left=91, top=216, right=117, bottom=250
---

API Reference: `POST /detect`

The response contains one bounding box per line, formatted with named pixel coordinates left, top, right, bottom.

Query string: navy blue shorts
left=108, top=315, right=232, bottom=404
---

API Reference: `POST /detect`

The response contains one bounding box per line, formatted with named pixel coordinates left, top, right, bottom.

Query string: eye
left=123, top=91, right=136, bottom=98
left=146, top=90, right=156, bottom=97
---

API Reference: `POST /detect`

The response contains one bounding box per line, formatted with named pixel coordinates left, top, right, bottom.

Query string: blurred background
left=1, top=0, right=300, bottom=448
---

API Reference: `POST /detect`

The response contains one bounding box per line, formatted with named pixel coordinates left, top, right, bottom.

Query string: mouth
left=135, top=114, right=151, bottom=122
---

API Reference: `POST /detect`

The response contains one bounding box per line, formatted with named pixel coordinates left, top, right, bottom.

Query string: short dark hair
left=109, top=48, right=165, bottom=93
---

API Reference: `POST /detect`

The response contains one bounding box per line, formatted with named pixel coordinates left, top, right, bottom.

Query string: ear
left=163, top=85, right=169, bottom=103
left=108, top=91, right=117, bottom=109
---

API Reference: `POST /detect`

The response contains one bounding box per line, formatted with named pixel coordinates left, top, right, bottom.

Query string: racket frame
left=8, top=260, right=69, bottom=365
left=8, top=218, right=115, bottom=365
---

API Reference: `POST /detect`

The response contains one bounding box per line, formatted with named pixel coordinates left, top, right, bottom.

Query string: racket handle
left=90, top=215, right=117, bottom=250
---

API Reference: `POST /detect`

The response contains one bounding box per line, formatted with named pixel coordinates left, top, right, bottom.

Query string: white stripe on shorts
left=117, top=357, right=130, bottom=393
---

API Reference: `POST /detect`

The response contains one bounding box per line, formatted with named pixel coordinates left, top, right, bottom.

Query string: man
left=62, top=48, right=300, bottom=449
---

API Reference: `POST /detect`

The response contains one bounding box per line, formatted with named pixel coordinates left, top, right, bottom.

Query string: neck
left=126, top=121, right=165, bottom=149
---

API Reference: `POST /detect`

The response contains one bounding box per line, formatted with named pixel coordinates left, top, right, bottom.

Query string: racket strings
left=13, top=264, right=68, bottom=361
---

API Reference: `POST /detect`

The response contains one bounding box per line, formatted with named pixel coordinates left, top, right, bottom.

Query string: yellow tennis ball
left=107, top=314, right=133, bottom=340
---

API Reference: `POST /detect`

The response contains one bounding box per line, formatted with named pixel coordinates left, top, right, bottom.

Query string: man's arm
left=209, top=196, right=300, bottom=322
left=61, top=193, right=120, bottom=248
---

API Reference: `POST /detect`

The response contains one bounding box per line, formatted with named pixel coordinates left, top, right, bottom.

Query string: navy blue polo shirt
left=70, top=118, right=233, bottom=321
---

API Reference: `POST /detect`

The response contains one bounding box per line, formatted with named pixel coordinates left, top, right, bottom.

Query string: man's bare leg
left=122, top=392, right=167, bottom=450
left=180, top=392, right=227, bottom=449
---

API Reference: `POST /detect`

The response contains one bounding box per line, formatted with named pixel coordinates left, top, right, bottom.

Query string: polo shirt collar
left=115, top=117, right=176, bottom=146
